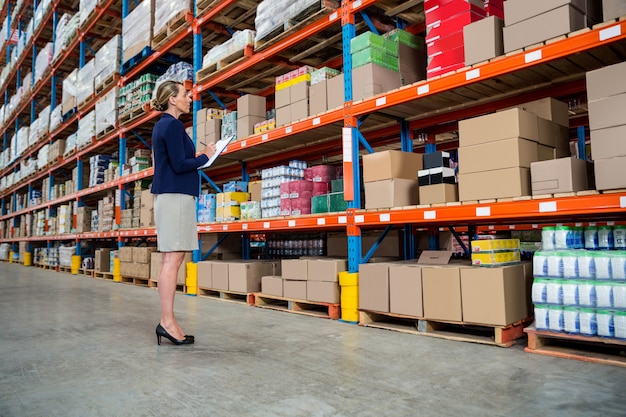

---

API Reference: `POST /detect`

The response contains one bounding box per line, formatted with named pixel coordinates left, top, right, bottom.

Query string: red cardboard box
left=427, top=30, right=465, bottom=53
left=426, top=10, right=485, bottom=41
left=427, top=62, right=465, bottom=78
left=288, top=180, right=314, bottom=199
left=279, top=199, right=291, bottom=216
left=428, top=46, right=465, bottom=71
left=280, top=182, right=290, bottom=199
left=290, top=197, right=311, bottom=215
left=426, top=0, right=485, bottom=25
left=313, top=181, right=331, bottom=196
left=306, top=165, right=336, bottom=182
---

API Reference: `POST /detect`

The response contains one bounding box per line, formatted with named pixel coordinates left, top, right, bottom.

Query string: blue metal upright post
left=577, top=126, right=586, bottom=160
left=400, top=119, right=415, bottom=259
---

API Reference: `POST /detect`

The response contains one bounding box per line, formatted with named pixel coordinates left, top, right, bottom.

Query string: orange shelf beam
left=197, top=212, right=348, bottom=233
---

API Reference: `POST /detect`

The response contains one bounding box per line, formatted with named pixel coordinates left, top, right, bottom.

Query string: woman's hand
left=204, top=142, right=217, bottom=158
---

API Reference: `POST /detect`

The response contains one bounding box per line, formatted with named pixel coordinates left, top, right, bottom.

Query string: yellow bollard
left=113, top=258, right=121, bottom=282
left=24, top=252, right=32, bottom=267
left=71, top=255, right=81, bottom=275
left=185, top=262, right=197, bottom=295
left=339, top=272, right=359, bottom=323
left=9, top=251, right=13, bottom=263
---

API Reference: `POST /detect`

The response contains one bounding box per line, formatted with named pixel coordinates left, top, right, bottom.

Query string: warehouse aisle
left=1, top=263, right=625, bottom=417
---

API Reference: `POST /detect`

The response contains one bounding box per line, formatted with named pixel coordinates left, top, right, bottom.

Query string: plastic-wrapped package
left=154, top=0, right=191, bottom=35
left=37, top=144, right=49, bottom=169
left=79, top=0, right=98, bottom=27
left=94, top=35, right=121, bottom=88
left=62, top=68, right=78, bottom=113
left=95, top=88, right=118, bottom=136
left=15, top=126, right=30, bottom=157
left=76, top=59, right=95, bottom=105
left=153, top=61, right=193, bottom=100
left=122, top=0, right=154, bottom=62
left=255, top=0, right=319, bottom=42
left=22, top=72, right=33, bottom=95
left=49, top=104, right=63, bottom=133
left=77, top=111, right=96, bottom=148
left=64, top=132, right=78, bottom=157
left=202, top=30, right=255, bottom=68
left=53, top=13, right=80, bottom=61
left=35, top=42, right=53, bottom=80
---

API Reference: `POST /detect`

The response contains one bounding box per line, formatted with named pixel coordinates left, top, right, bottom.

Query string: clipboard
left=199, top=134, right=235, bottom=169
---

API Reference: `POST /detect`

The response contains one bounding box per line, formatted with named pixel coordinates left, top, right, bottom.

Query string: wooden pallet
left=39, top=264, right=58, bottom=271
left=359, top=310, right=532, bottom=347
left=252, top=293, right=340, bottom=320
left=525, top=326, right=626, bottom=368
left=118, top=107, right=147, bottom=125
left=151, top=10, right=191, bottom=51
left=149, top=279, right=185, bottom=293
left=78, top=268, right=94, bottom=277
left=96, top=124, right=117, bottom=140
left=94, top=270, right=114, bottom=280
left=95, top=73, right=119, bottom=96
left=121, top=276, right=150, bottom=287
left=195, top=0, right=220, bottom=17
left=197, top=287, right=251, bottom=304
left=58, top=266, right=73, bottom=274
left=196, top=45, right=254, bottom=85
left=254, top=0, right=339, bottom=51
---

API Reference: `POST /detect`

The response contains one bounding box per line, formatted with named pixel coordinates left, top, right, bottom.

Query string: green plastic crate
left=331, top=179, right=343, bottom=193
left=328, top=192, right=347, bottom=212
left=311, top=195, right=329, bottom=214
left=352, top=48, right=399, bottom=71
left=350, top=31, right=385, bottom=54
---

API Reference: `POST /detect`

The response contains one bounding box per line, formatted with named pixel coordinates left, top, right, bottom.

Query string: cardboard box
left=603, top=0, right=626, bottom=21
left=275, top=87, right=290, bottom=108
left=419, top=183, right=458, bottom=205
left=503, top=0, right=586, bottom=25
left=458, top=137, right=539, bottom=174
left=460, top=264, right=529, bottom=326
left=358, top=263, right=392, bottom=312
left=283, top=279, right=306, bottom=299
left=134, top=262, right=151, bottom=279
left=425, top=0, right=485, bottom=25
left=290, top=82, right=309, bottom=103
left=326, top=74, right=345, bottom=109
left=237, top=95, right=266, bottom=118
left=261, top=276, right=283, bottom=296
left=211, top=262, right=229, bottom=290
left=398, top=44, right=426, bottom=85
left=426, top=10, right=486, bottom=41
left=307, top=259, right=347, bottom=282
left=95, top=249, right=112, bottom=272
left=459, top=109, right=540, bottom=146
left=352, top=63, right=401, bottom=102
left=537, top=144, right=556, bottom=161
left=290, top=99, right=309, bottom=122
left=537, top=117, right=570, bottom=149
left=132, top=246, right=156, bottom=264
left=422, top=266, right=463, bottom=322
left=249, top=180, right=262, bottom=202
left=464, top=16, right=504, bottom=65
left=140, top=189, right=154, bottom=209
left=276, top=106, right=291, bottom=127
left=458, top=168, right=531, bottom=201
left=591, top=125, right=626, bottom=159
left=309, top=81, right=327, bottom=115
left=514, top=97, right=570, bottom=128
left=362, top=150, right=423, bottom=182
left=364, top=179, right=420, bottom=209
left=530, top=157, right=590, bottom=195
left=588, top=93, right=626, bottom=130
left=119, top=246, right=133, bottom=262
left=503, top=5, right=587, bottom=53
left=197, top=260, right=214, bottom=288
left=228, top=262, right=274, bottom=293
left=237, top=115, right=265, bottom=140
left=389, top=264, right=423, bottom=317
left=139, top=207, right=154, bottom=228
left=594, top=156, right=626, bottom=190
left=307, top=281, right=340, bottom=303
left=281, top=259, right=308, bottom=280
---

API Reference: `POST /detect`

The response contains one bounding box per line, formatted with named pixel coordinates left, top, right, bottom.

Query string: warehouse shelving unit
left=0, top=0, right=625, bottom=281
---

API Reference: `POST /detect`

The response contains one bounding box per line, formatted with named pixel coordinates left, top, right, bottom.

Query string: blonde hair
left=151, top=80, right=183, bottom=112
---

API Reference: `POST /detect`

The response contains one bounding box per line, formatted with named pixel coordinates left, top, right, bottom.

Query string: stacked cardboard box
left=76, top=59, right=95, bottom=106
left=98, top=192, right=115, bottom=232
left=48, top=139, right=66, bottom=163
left=58, top=204, right=72, bottom=234
left=463, top=15, right=503, bottom=65
left=603, top=0, right=626, bottom=20
left=75, top=206, right=92, bottom=233
left=362, top=150, right=422, bottom=209
left=418, top=151, right=458, bottom=204
left=587, top=61, right=626, bottom=190
left=197, top=260, right=280, bottom=293
left=94, top=35, right=121, bottom=90
left=95, top=87, right=118, bottom=137
left=122, top=0, right=155, bottom=63
left=483, top=0, right=504, bottom=18
left=94, top=248, right=112, bottom=273
left=503, top=0, right=601, bottom=53
left=425, top=0, right=486, bottom=78
left=311, top=178, right=346, bottom=214
left=275, top=66, right=315, bottom=126
left=139, top=189, right=154, bottom=228
left=261, top=162, right=306, bottom=218
left=351, top=32, right=402, bottom=101
left=458, top=104, right=570, bottom=201
left=62, top=68, right=78, bottom=115
left=237, top=95, right=266, bottom=140
left=195, top=108, right=223, bottom=152
left=309, top=67, right=340, bottom=115
left=216, top=191, right=249, bottom=221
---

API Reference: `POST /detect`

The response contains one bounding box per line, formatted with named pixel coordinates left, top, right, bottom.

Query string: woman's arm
left=162, top=121, right=209, bottom=173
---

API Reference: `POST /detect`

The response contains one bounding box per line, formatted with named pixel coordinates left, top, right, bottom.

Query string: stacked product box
left=586, top=61, right=626, bottom=190
left=254, top=0, right=325, bottom=44
left=418, top=151, right=458, bottom=204
left=28, top=105, right=50, bottom=146
left=53, top=13, right=79, bottom=62
left=201, top=29, right=255, bottom=70
left=216, top=192, right=249, bottom=222
left=471, top=238, right=521, bottom=266
left=122, top=0, right=155, bottom=63
left=154, top=61, right=193, bottom=91
left=34, top=42, right=52, bottom=81
left=48, top=139, right=66, bottom=163
left=196, top=107, right=223, bottom=151
left=463, top=14, right=504, bottom=65
left=362, top=150, right=422, bottom=209
left=197, top=260, right=280, bottom=293
left=482, top=0, right=504, bottom=18
left=261, top=161, right=306, bottom=218
left=386, top=28, right=426, bottom=86
left=62, top=68, right=78, bottom=115
left=503, top=0, right=602, bottom=53
left=603, top=0, right=626, bottom=20
left=129, top=149, right=151, bottom=174
left=95, top=87, right=119, bottom=137
left=350, top=32, right=401, bottom=101
left=425, top=0, right=486, bottom=78
left=118, top=74, right=158, bottom=116
left=57, top=204, right=72, bottom=234
left=89, top=155, right=111, bottom=187
left=275, top=65, right=315, bottom=127
left=220, top=111, right=237, bottom=141
left=153, top=0, right=191, bottom=35
left=94, top=35, right=121, bottom=89
left=75, top=206, right=92, bottom=233
left=309, top=67, right=340, bottom=115
left=532, top=225, right=626, bottom=339
left=76, top=110, right=95, bottom=148
left=79, top=0, right=98, bottom=27
left=76, top=58, right=95, bottom=106
left=240, top=201, right=261, bottom=220
left=49, top=104, right=63, bottom=132
left=139, top=188, right=154, bottom=228
left=198, top=193, right=217, bottom=223
left=311, top=177, right=346, bottom=214
left=237, top=95, right=266, bottom=140
left=98, top=193, right=115, bottom=232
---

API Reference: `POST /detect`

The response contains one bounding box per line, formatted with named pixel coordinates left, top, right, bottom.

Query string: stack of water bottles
left=532, top=225, right=626, bottom=339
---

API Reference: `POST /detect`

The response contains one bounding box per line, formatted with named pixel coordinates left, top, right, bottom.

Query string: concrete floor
left=1, top=263, right=625, bottom=417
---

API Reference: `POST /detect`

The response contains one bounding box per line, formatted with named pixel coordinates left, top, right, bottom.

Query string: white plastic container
left=533, top=252, right=548, bottom=277
left=598, top=226, right=614, bottom=250
left=546, top=279, right=563, bottom=305
left=614, top=311, right=626, bottom=339
left=594, top=252, right=612, bottom=280
left=532, top=279, right=548, bottom=304
left=542, top=227, right=555, bottom=250
left=610, top=252, right=626, bottom=280
left=534, top=305, right=549, bottom=330
left=596, top=310, right=614, bottom=338
left=562, top=281, right=579, bottom=306
left=578, top=308, right=597, bottom=336
left=555, top=226, right=570, bottom=250
left=584, top=226, right=598, bottom=250
left=595, top=282, right=613, bottom=308
left=577, top=252, right=595, bottom=279
left=547, top=252, right=563, bottom=278
left=562, top=251, right=578, bottom=278
left=578, top=281, right=597, bottom=307
left=548, top=306, right=564, bottom=332
left=563, top=307, right=580, bottom=334
left=613, top=226, right=626, bottom=249
left=612, top=283, right=626, bottom=309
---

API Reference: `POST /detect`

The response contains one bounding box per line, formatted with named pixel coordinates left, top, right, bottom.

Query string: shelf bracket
left=356, top=129, right=374, bottom=154
left=400, top=119, right=412, bottom=152
left=403, top=224, right=415, bottom=260
left=208, top=89, right=227, bottom=110
left=200, top=171, right=222, bottom=193
left=201, top=233, right=231, bottom=261
left=130, top=130, right=151, bottom=150
left=448, top=226, right=469, bottom=257
left=357, top=114, right=369, bottom=127
left=361, top=225, right=393, bottom=264
left=577, top=125, right=586, bottom=161
left=358, top=12, right=379, bottom=35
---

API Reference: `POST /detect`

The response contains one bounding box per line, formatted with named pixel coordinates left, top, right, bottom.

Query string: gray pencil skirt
left=154, top=193, right=199, bottom=252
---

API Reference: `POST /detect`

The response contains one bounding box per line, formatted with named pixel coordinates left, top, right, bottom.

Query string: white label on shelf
left=338, top=216, right=347, bottom=224
left=525, top=50, right=542, bottom=63
left=509, top=225, right=516, bottom=229
left=355, top=215, right=364, bottom=223
left=242, top=223, right=248, bottom=230
left=240, top=141, right=246, bottom=147
left=600, top=25, right=621, bottom=41
left=539, top=201, right=557, bottom=213
left=589, top=222, right=596, bottom=226
left=222, top=225, right=228, bottom=231
left=288, top=220, right=296, bottom=227
left=466, top=69, right=480, bottom=80
left=286, top=126, right=293, bottom=134
left=342, top=128, right=353, bottom=163
left=376, top=96, right=387, bottom=107
left=476, top=207, right=491, bottom=217
left=621, top=196, right=626, bottom=208
left=262, top=134, right=269, bottom=141
left=379, top=213, right=391, bottom=222
left=532, top=224, right=539, bottom=228
left=557, top=223, right=564, bottom=227
left=133, top=231, right=138, bottom=235
left=417, top=84, right=430, bottom=95
left=489, top=225, right=495, bottom=230
left=317, top=218, right=326, bottom=226
left=352, top=0, right=362, bottom=9
left=312, top=117, right=321, bottom=126
left=329, top=11, right=338, bottom=21
left=263, top=222, right=270, bottom=229
left=424, top=210, right=436, bottom=220
left=575, top=222, right=583, bottom=227
left=608, top=221, right=616, bottom=226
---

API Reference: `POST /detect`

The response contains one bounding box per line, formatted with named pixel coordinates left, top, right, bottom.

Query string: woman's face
left=171, top=84, right=192, bottom=114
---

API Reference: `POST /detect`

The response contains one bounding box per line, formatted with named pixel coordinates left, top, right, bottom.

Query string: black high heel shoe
left=156, top=323, right=195, bottom=345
